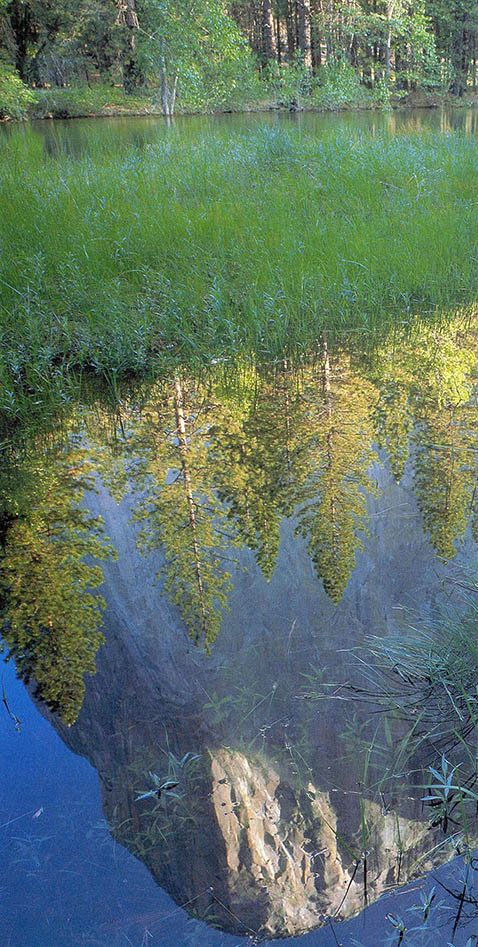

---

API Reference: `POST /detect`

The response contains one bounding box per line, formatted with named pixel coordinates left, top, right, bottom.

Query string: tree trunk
left=384, top=0, right=396, bottom=81
left=97, top=29, right=114, bottom=78
left=160, top=57, right=177, bottom=116
left=297, top=0, right=311, bottom=66
left=170, top=74, right=178, bottom=115
left=349, top=34, right=358, bottom=68
left=261, top=0, right=275, bottom=63
left=451, top=17, right=468, bottom=96
left=9, top=0, right=34, bottom=82
left=311, top=22, right=322, bottom=72
left=395, top=46, right=408, bottom=91
left=116, top=0, right=140, bottom=93
left=321, top=335, right=330, bottom=394
left=385, top=29, right=392, bottom=80
left=275, top=15, right=282, bottom=64
left=286, top=0, right=296, bottom=61
left=174, top=379, right=207, bottom=644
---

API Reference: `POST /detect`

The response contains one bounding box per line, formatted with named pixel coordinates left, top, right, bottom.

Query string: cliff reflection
left=2, top=317, right=478, bottom=938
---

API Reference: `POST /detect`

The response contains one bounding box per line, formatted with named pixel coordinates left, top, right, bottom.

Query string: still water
left=3, top=112, right=478, bottom=946
left=5, top=102, right=478, bottom=156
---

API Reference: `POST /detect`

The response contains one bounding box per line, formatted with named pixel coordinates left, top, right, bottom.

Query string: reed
left=2, top=123, right=478, bottom=428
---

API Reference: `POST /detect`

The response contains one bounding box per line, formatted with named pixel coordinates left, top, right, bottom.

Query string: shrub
left=267, top=56, right=311, bottom=108
left=31, top=81, right=147, bottom=119
left=0, top=65, right=37, bottom=119
left=311, top=60, right=371, bottom=110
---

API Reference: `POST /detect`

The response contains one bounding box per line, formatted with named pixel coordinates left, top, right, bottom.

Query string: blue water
left=3, top=649, right=477, bottom=946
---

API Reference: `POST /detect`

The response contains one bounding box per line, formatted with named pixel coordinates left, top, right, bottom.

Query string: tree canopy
left=2, top=0, right=478, bottom=115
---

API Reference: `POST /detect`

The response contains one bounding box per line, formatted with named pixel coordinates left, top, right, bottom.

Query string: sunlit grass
left=2, top=123, right=478, bottom=427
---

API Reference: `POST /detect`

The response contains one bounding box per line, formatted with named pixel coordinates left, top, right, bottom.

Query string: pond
left=3, top=112, right=478, bottom=947
left=12, top=102, right=478, bottom=153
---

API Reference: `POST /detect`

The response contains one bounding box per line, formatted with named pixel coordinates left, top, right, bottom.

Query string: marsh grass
left=297, top=580, right=478, bottom=773
left=336, top=586, right=478, bottom=864
left=2, top=124, right=478, bottom=428
left=361, top=593, right=478, bottom=757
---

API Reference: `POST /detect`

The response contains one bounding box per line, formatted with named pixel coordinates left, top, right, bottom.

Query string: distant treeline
left=1, top=1, right=478, bottom=115
left=237, top=0, right=478, bottom=95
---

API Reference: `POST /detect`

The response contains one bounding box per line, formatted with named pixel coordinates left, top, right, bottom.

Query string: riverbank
left=30, top=91, right=478, bottom=122
left=3, top=76, right=478, bottom=122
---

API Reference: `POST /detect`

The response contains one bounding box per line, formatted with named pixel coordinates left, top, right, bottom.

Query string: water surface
left=3, top=112, right=478, bottom=946
left=4, top=102, right=478, bottom=157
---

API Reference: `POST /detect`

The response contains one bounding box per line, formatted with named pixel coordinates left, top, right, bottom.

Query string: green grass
left=30, top=82, right=155, bottom=120
left=2, top=123, right=478, bottom=429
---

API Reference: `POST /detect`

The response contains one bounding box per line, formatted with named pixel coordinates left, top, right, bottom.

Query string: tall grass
left=2, top=123, right=478, bottom=426
left=362, top=592, right=478, bottom=753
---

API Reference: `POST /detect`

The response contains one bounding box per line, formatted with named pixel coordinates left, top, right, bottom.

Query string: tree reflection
left=0, top=438, right=116, bottom=725
left=210, top=362, right=308, bottom=581
left=295, top=344, right=380, bottom=603
left=129, top=377, right=244, bottom=651
left=368, top=322, right=478, bottom=559
left=3, top=316, right=478, bottom=698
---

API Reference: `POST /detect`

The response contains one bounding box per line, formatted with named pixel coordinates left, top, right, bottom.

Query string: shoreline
left=3, top=90, right=478, bottom=124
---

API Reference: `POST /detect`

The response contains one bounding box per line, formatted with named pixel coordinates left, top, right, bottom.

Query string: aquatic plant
left=362, top=591, right=478, bottom=756
left=2, top=125, right=478, bottom=431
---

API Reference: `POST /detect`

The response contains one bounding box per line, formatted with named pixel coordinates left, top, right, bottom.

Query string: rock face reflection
left=210, top=750, right=433, bottom=935
left=3, top=318, right=478, bottom=938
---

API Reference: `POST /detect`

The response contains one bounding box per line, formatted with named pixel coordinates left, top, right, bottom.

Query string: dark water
left=3, top=112, right=478, bottom=946
left=3, top=102, right=478, bottom=157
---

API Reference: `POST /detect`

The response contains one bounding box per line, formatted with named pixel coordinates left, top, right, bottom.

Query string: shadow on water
left=3, top=316, right=478, bottom=943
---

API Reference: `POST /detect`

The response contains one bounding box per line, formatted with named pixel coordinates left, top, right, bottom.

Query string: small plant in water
left=135, top=771, right=181, bottom=802
left=135, top=752, right=200, bottom=802
left=385, top=912, right=407, bottom=945
left=418, top=886, right=436, bottom=921
left=422, top=755, right=478, bottom=834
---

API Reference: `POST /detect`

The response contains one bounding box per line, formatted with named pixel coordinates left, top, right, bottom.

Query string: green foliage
left=0, top=64, right=37, bottom=118
left=136, top=0, right=256, bottom=112
left=312, top=61, right=372, bottom=110
left=1, top=0, right=478, bottom=117
left=0, top=440, right=117, bottom=725
left=402, top=2, right=444, bottom=89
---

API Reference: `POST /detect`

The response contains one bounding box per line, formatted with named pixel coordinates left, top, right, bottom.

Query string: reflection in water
left=131, top=377, right=244, bottom=651
left=3, top=316, right=478, bottom=939
left=0, top=438, right=116, bottom=725
left=8, top=105, right=478, bottom=160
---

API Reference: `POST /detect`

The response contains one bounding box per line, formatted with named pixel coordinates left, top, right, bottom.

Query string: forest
left=2, top=1, right=478, bottom=117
